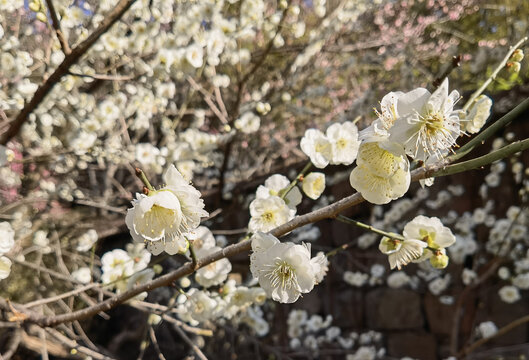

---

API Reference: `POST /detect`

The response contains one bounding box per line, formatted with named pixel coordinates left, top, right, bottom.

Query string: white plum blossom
left=126, top=268, right=155, bottom=300
left=195, top=246, right=232, bottom=288
left=349, top=142, right=410, bottom=204
left=0, top=257, right=12, bottom=280
left=499, top=285, right=521, bottom=303
left=403, top=215, right=456, bottom=267
left=126, top=165, right=208, bottom=255
left=256, top=174, right=302, bottom=209
left=463, top=95, right=492, bottom=134
left=310, top=251, right=329, bottom=283
left=0, top=222, right=14, bottom=281
left=185, top=44, right=204, bottom=68
left=326, top=121, right=360, bottom=165
left=379, top=237, right=427, bottom=270
left=0, top=222, right=15, bottom=254
left=135, top=143, right=161, bottom=166
left=477, top=321, right=498, bottom=339
left=428, top=274, right=450, bottom=295
left=344, top=271, right=369, bottom=287
left=72, top=267, right=92, bottom=284
left=100, top=249, right=134, bottom=291
left=250, top=232, right=318, bottom=303
left=387, top=272, right=411, bottom=288
left=389, top=78, right=461, bottom=161
left=76, top=229, right=99, bottom=252
left=180, top=289, right=219, bottom=323
left=300, top=129, right=332, bottom=168
left=235, top=112, right=261, bottom=134
left=302, top=172, right=326, bottom=200
left=248, top=196, right=295, bottom=233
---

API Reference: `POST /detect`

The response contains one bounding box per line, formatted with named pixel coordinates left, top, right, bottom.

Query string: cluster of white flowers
left=190, top=226, right=232, bottom=288
left=350, top=79, right=463, bottom=204
left=379, top=215, right=456, bottom=270
left=176, top=279, right=268, bottom=334
left=248, top=174, right=299, bottom=232
left=249, top=232, right=328, bottom=303
left=287, top=309, right=385, bottom=356
left=300, top=121, right=360, bottom=168
left=100, top=243, right=152, bottom=299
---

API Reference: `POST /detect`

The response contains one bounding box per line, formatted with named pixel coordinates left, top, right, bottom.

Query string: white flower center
left=265, top=259, right=299, bottom=290
left=262, top=211, right=275, bottom=223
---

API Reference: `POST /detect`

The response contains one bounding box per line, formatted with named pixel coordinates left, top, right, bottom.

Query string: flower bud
left=36, top=12, right=48, bottom=23
left=29, top=2, right=41, bottom=12
left=152, top=264, right=163, bottom=274
left=179, top=276, right=191, bottom=288
left=511, top=49, right=524, bottom=62
left=507, top=61, right=521, bottom=74
left=430, top=252, right=449, bottom=269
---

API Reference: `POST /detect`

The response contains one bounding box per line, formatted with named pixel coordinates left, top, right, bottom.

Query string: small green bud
left=152, top=264, right=163, bottom=274
left=511, top=49, right=524, bottom=62
left=430, top=252, right=449, bottom=269
left=279, top=0, right=288, bottom=10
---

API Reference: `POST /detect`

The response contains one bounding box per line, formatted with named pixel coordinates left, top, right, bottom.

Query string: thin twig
left=171, top=322, right=208, bottom=360
left=459, top=314, right=529, bottom=357
left=44, top=0, right=71, bottom=55
left=462, top=37, right=527, bottom=112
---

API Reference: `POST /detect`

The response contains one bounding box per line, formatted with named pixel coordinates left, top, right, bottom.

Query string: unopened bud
left=507, top=61, right=521, bottom=74
left=29, top=2, right=40, bottom=12
left=152, top=264, right=163, bottom=274
left=430, top=252, right=449, bottom=269
left=36, top=12, right=47, bottom=23
left=179, top=277, right=191, bottom=288
left=511, top=49, right=524, bottom=62
left=279, top=0, right=288, bottom=10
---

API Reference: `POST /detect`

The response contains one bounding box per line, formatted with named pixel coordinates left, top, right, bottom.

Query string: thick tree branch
left=0, top=0, right=137, bottom=145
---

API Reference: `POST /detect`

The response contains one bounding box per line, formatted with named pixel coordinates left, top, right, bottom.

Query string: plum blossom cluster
left=352, top=79, right=464, bottom=204
left=100, top=243, right=153, bottom=299
left=287, top=309, right=385, bottom=358
left=176, top=283, right=269, bottom=336
left=379, top=215, right=456, bottom=270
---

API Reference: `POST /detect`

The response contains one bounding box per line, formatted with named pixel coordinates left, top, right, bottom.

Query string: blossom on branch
left=125, top=165, right=208, bottom=255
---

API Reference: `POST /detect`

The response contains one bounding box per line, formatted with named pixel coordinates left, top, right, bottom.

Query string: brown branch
left=0, top=0, right=137, bottom=145
left=171, top=323, right=208, bottom=360
left=458, top=314, right=529, bottom=358
left=44, top=0, right=71, bottom=55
